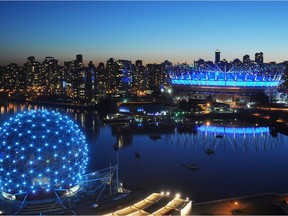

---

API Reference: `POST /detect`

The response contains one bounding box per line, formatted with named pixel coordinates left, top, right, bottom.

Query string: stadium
left=169, top=62, right=285, bottom=103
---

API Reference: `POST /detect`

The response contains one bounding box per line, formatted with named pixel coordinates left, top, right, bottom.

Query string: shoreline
left=192, top=192, right=288, bottom=215
left=1, top=98, right=288, bottom=136
left=0, top=97, right=98, bottom=110
left=64, top=191, right=288, bottom=215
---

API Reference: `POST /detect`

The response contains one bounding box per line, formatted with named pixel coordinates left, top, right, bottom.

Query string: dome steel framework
left=0, top=110, right=89, bottom=197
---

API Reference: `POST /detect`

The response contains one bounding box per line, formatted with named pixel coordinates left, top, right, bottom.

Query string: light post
left=116, top=150, right=119, bottom=191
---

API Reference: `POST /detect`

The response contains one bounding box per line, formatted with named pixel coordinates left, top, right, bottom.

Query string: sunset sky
left=0, top=1, right=287, bottom=66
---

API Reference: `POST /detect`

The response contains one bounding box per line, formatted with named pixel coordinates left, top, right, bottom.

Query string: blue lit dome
left=0, top=110, right=88, bottom=195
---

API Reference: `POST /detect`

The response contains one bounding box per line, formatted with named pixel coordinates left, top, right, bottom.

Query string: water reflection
left=111, top=124, right=133, bottom=148
left=0, top=102, right=285, bottom=155
left=0, top=102, right=26, bottom=115
left=110, top=122, right=176, bottom=149
left=1, top=102, right=288, bottom=201
left=109, top=121, right=284, bottom=154
left=167, top=124, right=283, bottom=153
left=0, top=102, right=100, bottom=139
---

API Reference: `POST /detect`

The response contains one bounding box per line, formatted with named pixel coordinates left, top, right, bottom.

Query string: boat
left=177, top=124, right=192, bottom=133
left=177, top=123, right=199, bottom=134
left=205, top=149, right=215, bottom=155
left=215, top=134, right=223, bottom=138
left=182, top=163, right=199, bottom=170
left=149, top=133, right=161, bottom=141
left=102, top=114, right=134, bottom=123
left=134, top=152, right=141, bottom=159
left=112, top=143, right=119, bottom=151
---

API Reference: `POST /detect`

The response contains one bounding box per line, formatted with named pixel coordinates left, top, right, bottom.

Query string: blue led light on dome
left=0, top=110, right=89, bottom=195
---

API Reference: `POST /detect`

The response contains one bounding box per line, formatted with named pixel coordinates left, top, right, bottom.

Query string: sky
left=0, top=1, right=287, bottom=66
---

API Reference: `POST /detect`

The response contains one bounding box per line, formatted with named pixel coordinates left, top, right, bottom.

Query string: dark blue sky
left=0, top=1, right=287, bottom=66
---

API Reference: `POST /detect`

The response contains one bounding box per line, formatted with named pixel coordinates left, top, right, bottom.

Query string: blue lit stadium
left=0, top=110, right=89, bottom=199
left=170, top=63, right=284, bottom=88
left=169, top=62, right=285, bottom=101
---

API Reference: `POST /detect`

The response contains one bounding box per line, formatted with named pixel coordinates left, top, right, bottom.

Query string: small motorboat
left=149, top=133, right=161, bottom=141
left=112, top=143, right=118, bottom=151
left=215, top=134, right=224, bottom=138
left=135, top=152, right=141, bottom=159
left=205, top=149, right=215, bottom=155
left=182, top=163, right=199, bottom=170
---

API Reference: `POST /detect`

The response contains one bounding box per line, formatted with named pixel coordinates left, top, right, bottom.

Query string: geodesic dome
left=0, top=110, right=88, bottom=195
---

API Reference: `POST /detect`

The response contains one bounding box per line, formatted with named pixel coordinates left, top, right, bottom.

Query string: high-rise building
left=63, top=60, right=76, bottom=98
left=106, top=58, right=117, bottom=96
left=2, top=63, right=25, bottom=91
left=0, top=66, right=5, bottom=89
left=106, top=58, right=133, bottom=97
left=117, top=60, right=133, bottom=97
left=143, top=60, right=172, bottom=95
left=255, top=52, right=263, bottom=64
left=74, top=61, right=87, bottom=102
left=146, top=63, right=162, bottom=94
left=215, top=49, right=221, bottom=63
left=194, top=58, right=205, bottom=67
left=232, top=58, right=241, bottom=66
left=96, top=62, right=106, bottom=99
left=161, top=60, right=173, bottom=91
left=243, top=55, right=250, bottom=64
left=133, top=60, right=146, bottom=94
left=63, top=56, right=89, bottom=103
left=5, top=63, right=19, bottom=90
left=25, top=56, right=43, bottom=88
left=76, top=54, right=83, bottom=64
left=42, top=57, right=61, bottom=95
left=86, top=61, right=96, bottom=103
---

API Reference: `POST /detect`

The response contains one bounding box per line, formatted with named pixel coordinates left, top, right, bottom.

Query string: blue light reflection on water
left=1, top=102, right=288, bottom=202
left=94, top=126, right=288, bottom=202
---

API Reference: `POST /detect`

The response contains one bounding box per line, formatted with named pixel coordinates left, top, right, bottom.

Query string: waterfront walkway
left=3, top=190, right=288, bottom=215
left=80, top=192, right=191, bottom=216
left=71, top=191, right=288, bottom=215
left=192, top=192, right=288, bottom=215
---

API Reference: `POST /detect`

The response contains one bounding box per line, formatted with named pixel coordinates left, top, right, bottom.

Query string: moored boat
left=205, top=149, right=215, bottom=155
left=149, top=133, right=161, bottom=140
left=182, top=163, right=199, bottom=170
left=215, top=134, right=224, bottom=138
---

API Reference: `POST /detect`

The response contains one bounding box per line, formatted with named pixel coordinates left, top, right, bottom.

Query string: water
left=1, top=102, right=288, bottom=202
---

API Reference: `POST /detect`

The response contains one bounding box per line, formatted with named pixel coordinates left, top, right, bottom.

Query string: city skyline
left=0, top=1, right=288, bottom=66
